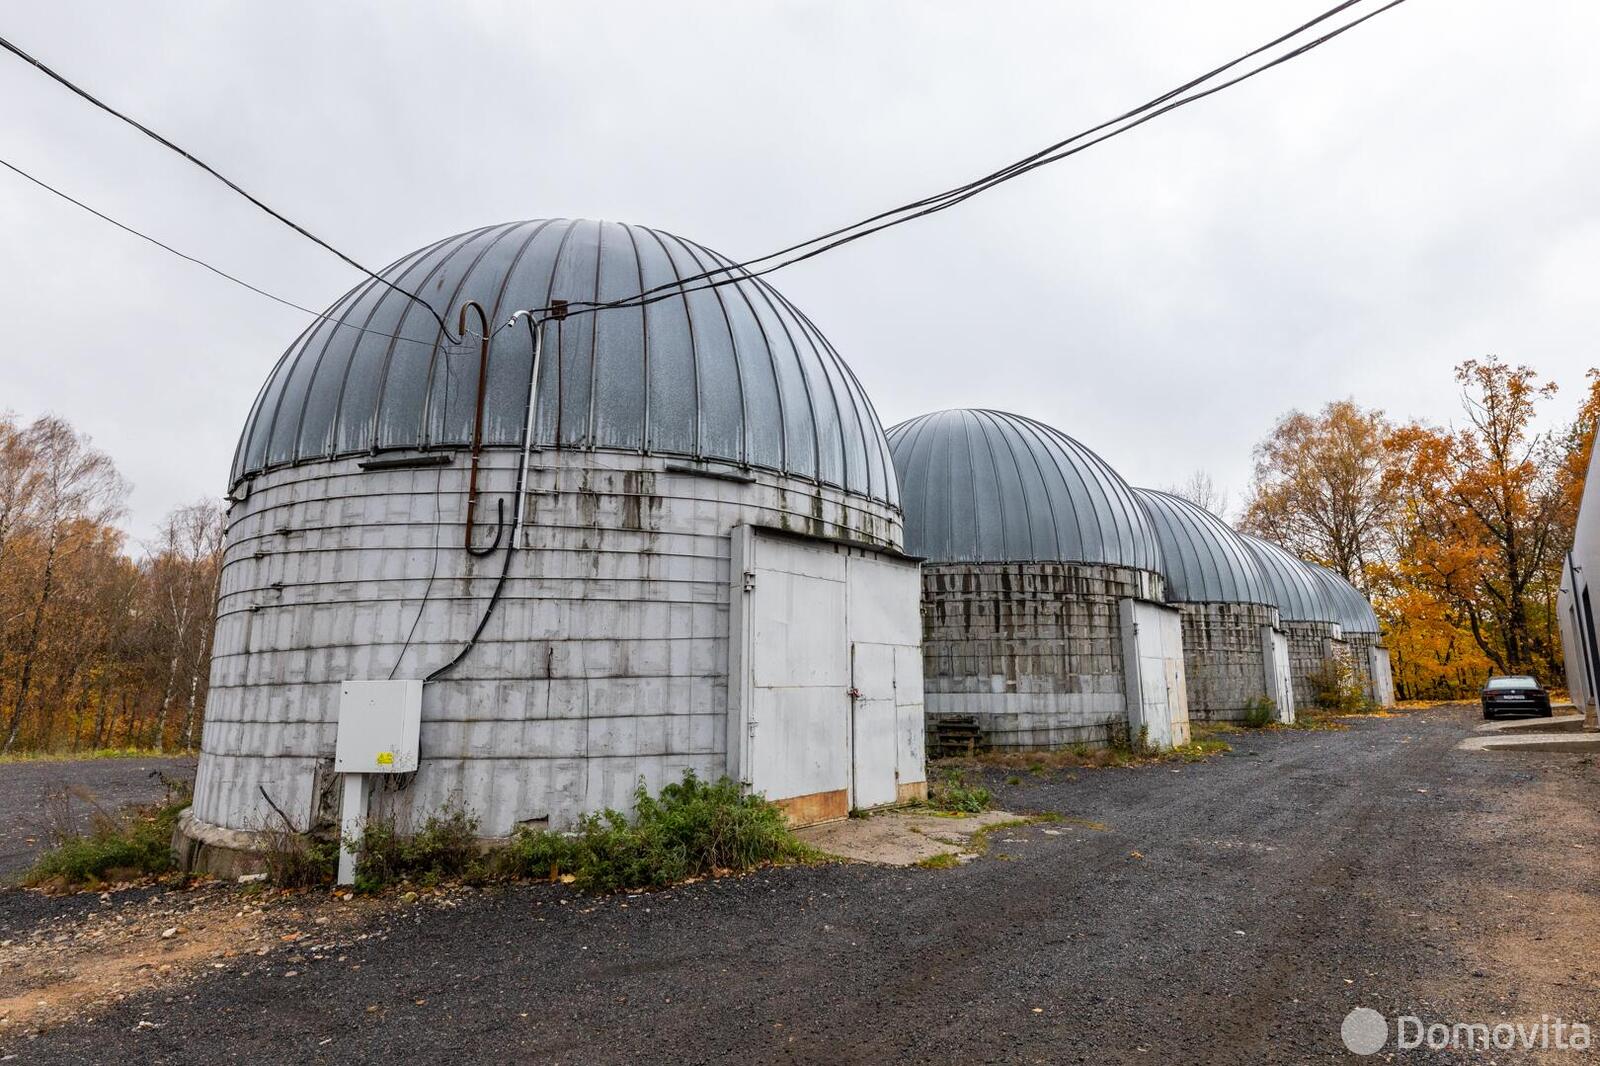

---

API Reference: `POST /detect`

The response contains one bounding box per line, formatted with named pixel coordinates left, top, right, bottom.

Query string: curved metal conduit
left=425, top=303, right=563, bottom=683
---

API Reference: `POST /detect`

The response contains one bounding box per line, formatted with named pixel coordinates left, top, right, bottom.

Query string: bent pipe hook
left=456, top=300, right=501, bottom=555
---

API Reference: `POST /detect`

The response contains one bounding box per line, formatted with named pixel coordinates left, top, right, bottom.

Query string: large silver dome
left=886, top=409, right=1160, bottom=570
left=1134, top=489, right=1269, bottom=605
left=1238, top=534, right=1339, bottom=624
left=1306, top=563, right=1381, bottom=635
left=231, top=219, right=896, bottom=505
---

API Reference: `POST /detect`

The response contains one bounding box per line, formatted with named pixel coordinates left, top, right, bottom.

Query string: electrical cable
left=424, top=312, right=546, bottom=683
left=0, top=31, right=455, bottom=338
left=507, top=0, right=1409, bottom=321
left=0, top=155, right=500, bottom=349
left=569, top=0, right=1377, bottom=309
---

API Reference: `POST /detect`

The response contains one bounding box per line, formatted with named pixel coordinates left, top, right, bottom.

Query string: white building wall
left=195, top=448, right=902, bottom=841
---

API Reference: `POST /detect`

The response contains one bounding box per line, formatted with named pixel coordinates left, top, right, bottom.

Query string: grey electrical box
left=335, top=680, right=422, bottom=773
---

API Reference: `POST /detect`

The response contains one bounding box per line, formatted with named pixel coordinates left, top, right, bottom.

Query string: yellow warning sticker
left=376, top=751, right=394, bottom=766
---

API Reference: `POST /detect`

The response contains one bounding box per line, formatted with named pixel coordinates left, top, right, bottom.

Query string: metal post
left=336, top=773, right=368, bottom=886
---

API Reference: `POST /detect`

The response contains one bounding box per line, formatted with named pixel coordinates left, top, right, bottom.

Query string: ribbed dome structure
left=1133, top=489, right=1269, bottom=605
left=230, top=219, right=895, bottom=505
left=887, top=409, right=1161, bottom=570
left=1307, top=563, right=1381, bottom=634
left=1239, top=534, right=1339, bottom=624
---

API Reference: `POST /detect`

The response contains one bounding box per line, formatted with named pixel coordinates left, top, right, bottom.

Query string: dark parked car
left=1480, top=675, right=1553, bottom=719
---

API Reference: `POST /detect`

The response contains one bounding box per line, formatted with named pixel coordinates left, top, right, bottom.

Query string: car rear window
left=1486, top=677, right=1537, bottom=690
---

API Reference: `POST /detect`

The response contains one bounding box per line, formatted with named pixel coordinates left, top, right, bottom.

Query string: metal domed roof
left=1133, top=489, right=1269, bottom=605
left=1306, top=563, right=1381, bottom=635
left=886, top=409, right=1161, bottom=570
left=230, top=219, right=896, bottom=505
left=1238, top=533, right=1339, bottom=624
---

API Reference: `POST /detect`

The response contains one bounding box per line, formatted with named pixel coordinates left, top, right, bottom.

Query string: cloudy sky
left=4, top=0, right=1598, bottom=544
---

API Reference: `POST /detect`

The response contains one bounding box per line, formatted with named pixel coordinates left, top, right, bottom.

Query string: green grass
left=24, top=777, right=192, bottom=889
left=914, top=852, right=961, bottom=870
left=0, top=747, right=177, bottom=765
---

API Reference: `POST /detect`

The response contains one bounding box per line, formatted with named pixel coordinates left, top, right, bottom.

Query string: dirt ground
left=2, top=704, right=1598, bottom=1064
left=0, top=756, right=196, bottom=880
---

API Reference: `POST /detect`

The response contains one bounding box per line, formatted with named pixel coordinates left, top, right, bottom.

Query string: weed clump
left=1241, top=697, right=1278, bottom=729
left=492, top=771, right=806, bottom=892
left=1309, top=659, right=1376, bottom=714
left=261, top=828, right=339, bottom=889
left=354, top=801, right=483, bottom=891
left=24, top=774, right=191, bottom=889
left=926, top=770, right=992, bottom=813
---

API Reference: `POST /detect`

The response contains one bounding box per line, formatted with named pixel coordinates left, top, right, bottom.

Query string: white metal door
left=729, top=528, right=927, bottom=822
left=1121, top=599, right=1191, bottom=749
left=746, top=543, right=850, bottom=809
left=850, top=643, right=899, bottom=809
left=1368, top=645, right=1395, bottom=708
left=1263, top=625, right=1296, bottom=723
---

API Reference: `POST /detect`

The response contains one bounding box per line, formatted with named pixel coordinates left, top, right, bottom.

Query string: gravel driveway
left=5, top=705, right=1599, bottom=1064
left=0, top=755, right=196, bottom=879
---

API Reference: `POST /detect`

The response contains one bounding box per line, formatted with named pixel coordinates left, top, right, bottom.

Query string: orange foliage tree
left=0, top=412, right=223, bottom=753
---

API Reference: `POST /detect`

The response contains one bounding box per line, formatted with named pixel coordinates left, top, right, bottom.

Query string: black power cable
left=571, top=0, right=1377, bottom=310
left=521, top=0, right=1411, bottom=321
left=0, top=155, right=499, bottom=349
left=0, top=31, right=454, bottom=339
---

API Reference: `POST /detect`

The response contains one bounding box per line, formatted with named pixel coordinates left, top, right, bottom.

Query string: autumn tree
left=1239, top=400, right=1395, bottom=586
left=0, top=412, right=225, bottom=753
left=1386, top=357, right=1575, bottom=680
left=2, top=416, right=126, bottom=752
left=144, top=500, right=224, bottom=751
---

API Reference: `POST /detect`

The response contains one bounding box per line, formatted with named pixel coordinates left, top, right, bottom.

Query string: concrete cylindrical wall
left=1176, top=601, right=1282, bottom=722
left=188, top=448, right=901, bottom=861
left=1284, top=621, right=1348, bottom=710
left=921, top=561, right=1165, bottom=751
left=1344, top=632, right=1394, bottom=707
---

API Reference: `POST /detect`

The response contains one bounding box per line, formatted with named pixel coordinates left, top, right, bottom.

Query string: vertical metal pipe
left=513, top=313, right=546, bottom=545
left=458, top=301, right=491, bottom=550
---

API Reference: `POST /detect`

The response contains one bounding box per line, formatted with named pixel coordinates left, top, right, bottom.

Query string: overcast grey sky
left=4, top=1, right=1597, bottom=544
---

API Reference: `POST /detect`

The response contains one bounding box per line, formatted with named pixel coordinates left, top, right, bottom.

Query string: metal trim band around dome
left=229, top=219, right=897, bottom=506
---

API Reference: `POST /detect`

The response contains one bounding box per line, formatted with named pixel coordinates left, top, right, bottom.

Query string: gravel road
left=0, top=756, right=196, bottom=880
left=5, top=705, right=1598, bottom=1064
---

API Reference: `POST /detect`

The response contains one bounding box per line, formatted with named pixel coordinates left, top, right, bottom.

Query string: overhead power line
left=0, top=31, right=454, bottom=337
left=0, top=156, right=486, bottom=349
left=2, top=0, right=1410, bottom=333
left=530, top=0, right=1410, bottom=321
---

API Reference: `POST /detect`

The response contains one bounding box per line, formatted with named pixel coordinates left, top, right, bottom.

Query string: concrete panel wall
left=1346, top=632, right=1395, bottom=708
left=1285, top=620, right=1347, bottom=711
left=195, top=448, right=901, bottom=841
left=1176, top=601, right=1283, bottom=722
left=920, top=561, right=1165, bottom=751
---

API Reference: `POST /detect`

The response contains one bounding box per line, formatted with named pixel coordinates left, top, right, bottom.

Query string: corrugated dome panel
left=1238, top=534, right=1340, bottom=624
left=886, top=409, right=1161, bottom=570
left=230, top=219, right=897, bottom=507
left=1306, top=563, right=1381, bottom=634
left=1133, top=489, right=1269, bottom=605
